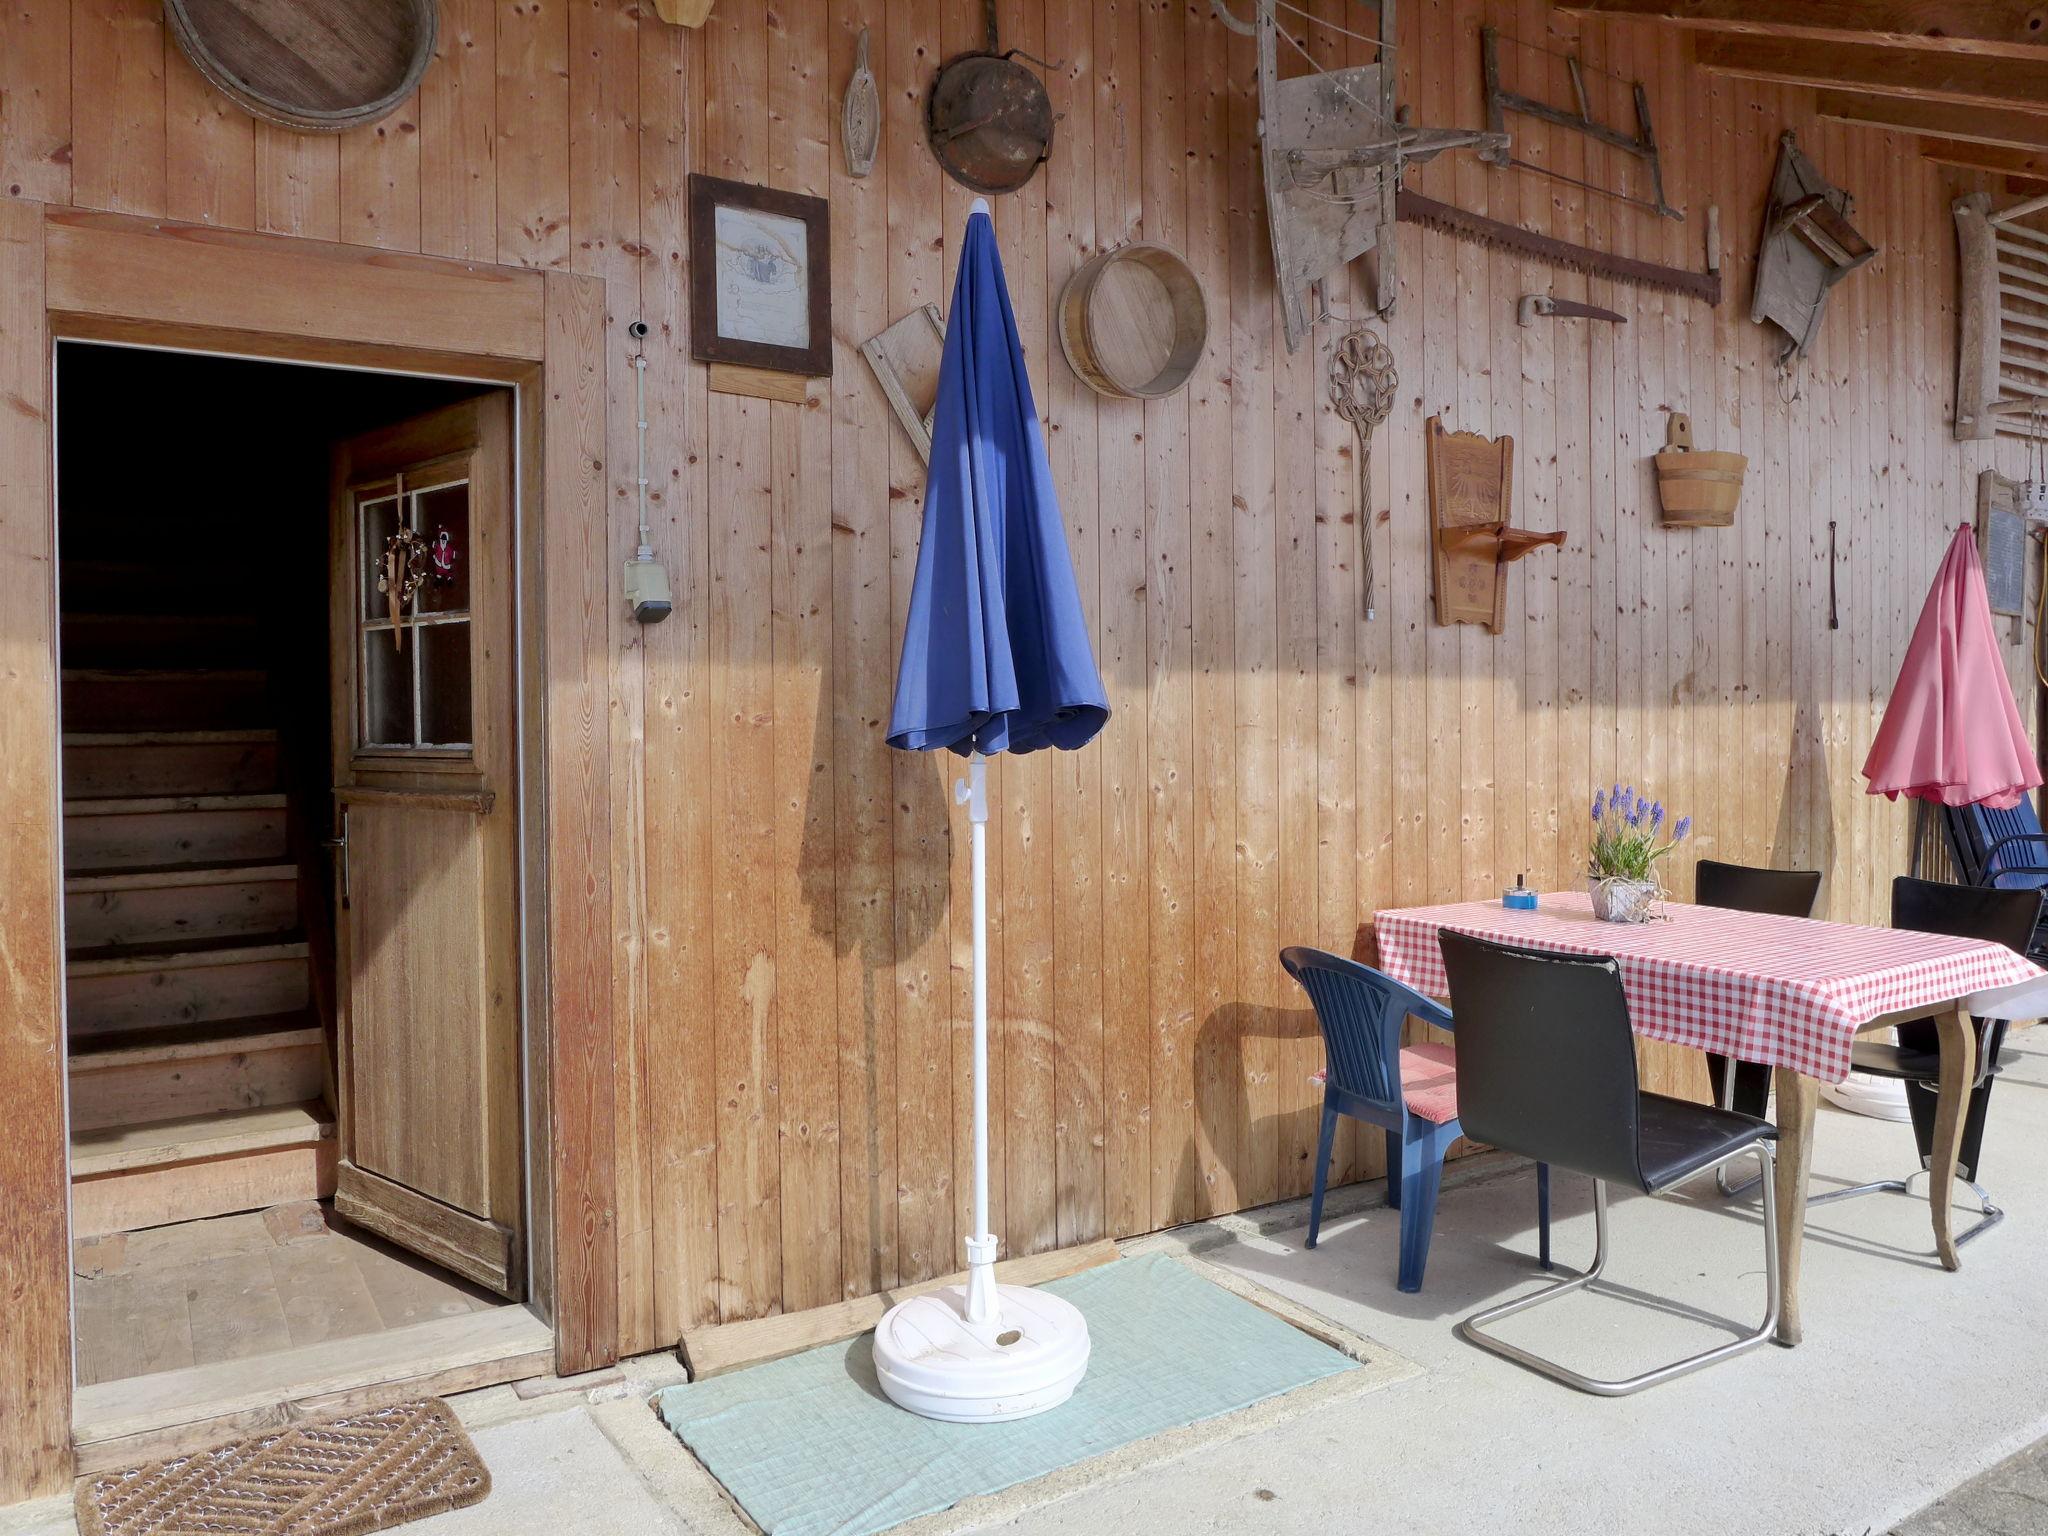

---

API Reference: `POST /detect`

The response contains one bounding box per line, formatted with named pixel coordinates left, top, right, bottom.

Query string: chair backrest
left=1279, top=947, right=1450, bottom=1118
left=1892, top=877, right=2044, bottom=1055
left=1436, top=931, right=1650, bottom=1191
left=1695, top=858, right=1822, bottom=919
left=1948, top=801, right=2048, bottom=891
left=1891, top=875, right=2043, bottom=953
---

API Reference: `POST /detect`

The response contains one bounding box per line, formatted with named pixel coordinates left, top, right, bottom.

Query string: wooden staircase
left=61, top=577, right=334, bottom=1240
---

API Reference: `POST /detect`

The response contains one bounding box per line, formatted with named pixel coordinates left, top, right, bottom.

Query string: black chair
left=1438, top=930, right=1780, bottom=1396
left=1805, top=875, right=2042, bottom=1246
left=1694, top=859, right=1824, bottom=1196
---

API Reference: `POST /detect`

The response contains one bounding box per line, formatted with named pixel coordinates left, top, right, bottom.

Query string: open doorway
left=57, top=343, right=540, bottom=1419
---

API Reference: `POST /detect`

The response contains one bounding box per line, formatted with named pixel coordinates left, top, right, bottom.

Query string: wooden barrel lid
left=165, top=0, right=437, bottom=135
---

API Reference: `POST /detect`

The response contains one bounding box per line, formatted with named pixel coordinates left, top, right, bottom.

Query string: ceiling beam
left=1816, top=91, right=2048, bottom=152
left=1558, top=1, right=2048, bottom=58
left=1695, top=35, right=2048, bottom=111
left=1922, top=138, right=2048, bottom=180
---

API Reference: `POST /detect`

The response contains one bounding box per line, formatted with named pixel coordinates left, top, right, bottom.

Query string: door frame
left=0, top=204, right=619, bottom=1501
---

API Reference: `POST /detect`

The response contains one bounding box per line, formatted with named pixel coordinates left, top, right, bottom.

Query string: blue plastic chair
left=1281, top=946, right=1552, bottom=1293
left=1939, top=801, right=2048, bottom=963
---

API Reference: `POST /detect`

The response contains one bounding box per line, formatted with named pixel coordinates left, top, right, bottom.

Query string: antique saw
left=1213, top=0, right=1506, bottom=348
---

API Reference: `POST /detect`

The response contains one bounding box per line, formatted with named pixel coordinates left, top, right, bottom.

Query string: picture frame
left=688, top=173, right=832, bottom=377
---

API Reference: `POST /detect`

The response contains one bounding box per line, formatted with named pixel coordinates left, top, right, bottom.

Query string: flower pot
left=1588, top=875, right=1660, bottom=924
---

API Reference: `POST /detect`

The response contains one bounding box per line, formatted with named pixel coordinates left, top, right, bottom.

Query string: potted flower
left=1587, top=785, right=1690, bottom=923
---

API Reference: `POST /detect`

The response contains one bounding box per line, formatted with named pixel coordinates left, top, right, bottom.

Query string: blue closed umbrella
left=872, top=202, right=1104, bottom=1424
left=886, top=206, right=1108, bottom=756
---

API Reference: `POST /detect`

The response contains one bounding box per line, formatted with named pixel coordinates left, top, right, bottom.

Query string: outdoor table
left=1369, top=890, right=2043, bottom=1346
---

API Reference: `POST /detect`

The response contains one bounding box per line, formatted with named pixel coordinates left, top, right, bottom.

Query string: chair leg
left=1395, top=1124, right=1449, bottom=1294
left=1384, top=1129, right=1403, bottom=1210
left=1537, top=1162, right=1552, bottom=1272
left=1306, top=1102, right=1339, bottom=1250
left=1813, top=1077, right=2005, bottom=1246
left=1713, top=1054, right=1769, bottom=1200
left=1457, top=1143, right=1781, bottom=1396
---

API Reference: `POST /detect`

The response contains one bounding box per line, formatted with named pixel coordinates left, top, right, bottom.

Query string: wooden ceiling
left=1558, top=2, right=2048, bottom=196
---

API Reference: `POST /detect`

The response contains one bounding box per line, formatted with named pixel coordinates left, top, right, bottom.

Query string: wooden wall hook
left=1426, top=415, right=1563, bottom=633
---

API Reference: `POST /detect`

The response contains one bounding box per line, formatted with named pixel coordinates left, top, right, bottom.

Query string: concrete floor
left=13, top=1042, right=2048, bottom=1536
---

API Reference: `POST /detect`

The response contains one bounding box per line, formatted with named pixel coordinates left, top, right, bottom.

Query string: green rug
left=656, top=1253, right=1361, bottom=1536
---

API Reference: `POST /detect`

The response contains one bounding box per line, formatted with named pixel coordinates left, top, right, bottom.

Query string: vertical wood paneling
left=766, top=0, right=841, bottom=1315
left=420, top=0, right=498, bottom=260
left=1, top=0, right=70, bottom=203
left=498, top=0, right=572, bottom=267
left=164, top=48, right=253, bottom=229
left=640, top=6, right=721, bottom=1338
left=701, top=0, right=780, bottom=1322
left=540, top=266, right=619, bottom=1373
left=1045, top=0, right=1106, bottom=1250
left=883, top=0, right=951, bottom=1289
left=1092, top=0, right=1153, bottom=1242
left=568, top=0, right=647, bottom=1348
left=254, top=127, right=340, bottom=240
left=70, top=0, right=163, bottom=215
left=3, top=0, right=2038, bottom=1364
left=828, top=0, right=899, bottom=1299
left=0, top=196, right=69, bottom=1505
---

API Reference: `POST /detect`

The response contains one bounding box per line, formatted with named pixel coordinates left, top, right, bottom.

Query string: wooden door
left=328, top=395, right=522, bottom=1296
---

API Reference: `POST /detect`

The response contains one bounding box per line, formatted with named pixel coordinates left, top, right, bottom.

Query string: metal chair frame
left=1458, top=1141, right=1781, bottom=1397
left=1805, top=1164, right=2004, bottom=1247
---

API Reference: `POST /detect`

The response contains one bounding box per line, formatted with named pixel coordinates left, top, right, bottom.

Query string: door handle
left=325, top=807, right=350, bottom=909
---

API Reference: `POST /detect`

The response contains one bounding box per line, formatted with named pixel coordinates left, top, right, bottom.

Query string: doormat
left=75, top=1398, right=490, bottom=1536
left=655, top=1252, right=1397, bottom=1536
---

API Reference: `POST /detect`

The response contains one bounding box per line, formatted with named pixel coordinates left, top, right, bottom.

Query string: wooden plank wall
left=4, top=0, right=2042, bottom=1361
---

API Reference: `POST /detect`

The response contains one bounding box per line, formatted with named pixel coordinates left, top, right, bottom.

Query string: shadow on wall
left=798, top=683, right=951, bottom=1297
left=1774, top=692, right=1839, bottom=915
left=1173, top=1000, right=1326, bottom=1224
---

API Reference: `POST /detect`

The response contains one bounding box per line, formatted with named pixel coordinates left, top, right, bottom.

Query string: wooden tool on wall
left=1752, top=130, right=1877, bottom=370
left=1427, top=416, right=1563, bottom=633
left=1214, top=0, right=1504, bottom=345
left=1954, top=191, right=2048, bottom=443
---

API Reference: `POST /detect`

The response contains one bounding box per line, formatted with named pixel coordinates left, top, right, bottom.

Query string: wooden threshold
left=678, top=1238, right=1121, bottom=1381
left=72, top=1304, right=554, bottom=1474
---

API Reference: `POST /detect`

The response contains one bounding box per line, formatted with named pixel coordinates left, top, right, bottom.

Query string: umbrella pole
left=962, top=752, right=999, bottom=1326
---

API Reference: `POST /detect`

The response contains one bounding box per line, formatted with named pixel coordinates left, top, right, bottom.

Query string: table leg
left=1928, top=1005, right=1978, bottom=1272
left=1771, top=1067, right=1820, bottom=1346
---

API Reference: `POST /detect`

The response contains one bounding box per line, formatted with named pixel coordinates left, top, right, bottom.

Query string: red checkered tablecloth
left=1371, top=890, right=2042, bottom=1084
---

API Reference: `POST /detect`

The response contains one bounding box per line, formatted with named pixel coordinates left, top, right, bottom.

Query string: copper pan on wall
left=926, top=0, right=1058, bottom=196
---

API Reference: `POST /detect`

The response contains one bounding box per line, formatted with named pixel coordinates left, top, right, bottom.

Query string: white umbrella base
left=1821, top=1070, right=1913, bottom=1122
left=873, top=1281, right=1091, bottom=1424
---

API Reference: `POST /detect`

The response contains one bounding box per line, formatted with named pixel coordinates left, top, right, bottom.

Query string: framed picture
left=688, top=173, right=832, bottom=377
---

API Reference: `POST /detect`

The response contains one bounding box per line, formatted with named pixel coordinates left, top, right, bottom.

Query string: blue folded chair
left=1941, top=800, right=2048, bottom=962
left=1281, top=946, right=1552, bottom=1293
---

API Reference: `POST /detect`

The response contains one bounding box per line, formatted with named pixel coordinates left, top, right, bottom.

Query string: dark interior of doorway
left=56, top=344, right=508, bottom=1390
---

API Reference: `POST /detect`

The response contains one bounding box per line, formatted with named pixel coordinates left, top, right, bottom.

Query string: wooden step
left=70, top=1101, right=337, bottom=1239
left=71, top=1305, right=552, bottom=1473
left=66, top=862, right=299, bottom=950
left=64, top=729, right=281, bottom=799
left=64, top=793, right=288, bottom=872
left=67, top=937, right=311, bottom=1038
left=68, top=1016, right=326, bottom=1132
left=62, top=668, right=271, bottom=733
left=62, top=612, right=263, bottom=669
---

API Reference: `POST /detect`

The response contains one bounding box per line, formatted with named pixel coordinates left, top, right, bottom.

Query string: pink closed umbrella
left=1863, top=524, right=2043, bottom=809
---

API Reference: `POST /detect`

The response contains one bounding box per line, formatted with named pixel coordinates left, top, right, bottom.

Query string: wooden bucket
left=1058, top=243, right=1207, bottom=400
left=1654, top=449, right=1747, bottom=527
left=165, top=0, right=437, bottom=134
